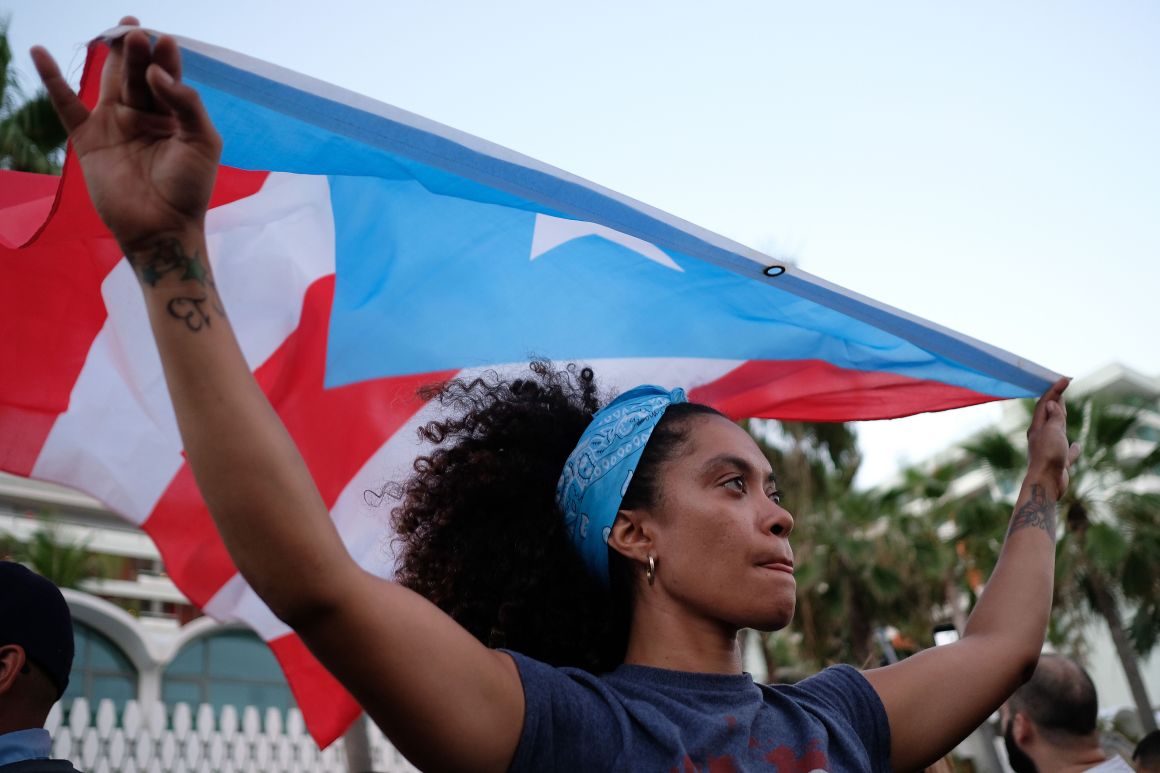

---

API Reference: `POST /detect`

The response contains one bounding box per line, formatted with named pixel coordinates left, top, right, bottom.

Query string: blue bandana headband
left=556, top=384, right=688, bottom=586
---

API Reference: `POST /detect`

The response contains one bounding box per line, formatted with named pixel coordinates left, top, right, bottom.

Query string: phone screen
left=933, top=627, right=960, bottom=647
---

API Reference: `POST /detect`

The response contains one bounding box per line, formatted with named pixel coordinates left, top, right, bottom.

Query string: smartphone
left=932, top=623, right=960, bottom=647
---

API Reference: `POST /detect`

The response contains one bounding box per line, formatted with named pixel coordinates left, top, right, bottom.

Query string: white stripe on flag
left=202, top=572, right=293, bottom=640
left=31, top=262, right=184, bottom=524
left=32, top=173, right=337, bottom=524
left=208, top=173, right=337, bottom=368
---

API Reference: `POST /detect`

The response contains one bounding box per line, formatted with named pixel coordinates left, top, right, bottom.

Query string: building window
left=62, top=621, right=137, bottom=711
left=162, top=630, right=294, bottom=713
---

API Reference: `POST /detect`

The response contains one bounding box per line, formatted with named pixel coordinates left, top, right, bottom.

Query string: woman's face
left=646, top=414, right=796, bottom=632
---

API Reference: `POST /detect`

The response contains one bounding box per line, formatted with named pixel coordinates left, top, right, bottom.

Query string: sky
left=6, top=0, right=1159, bottom=487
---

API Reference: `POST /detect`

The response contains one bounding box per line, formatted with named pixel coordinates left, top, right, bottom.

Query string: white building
left=0, top=473, right=295, bottom=718
left=0, top=473, right=412, bottom=771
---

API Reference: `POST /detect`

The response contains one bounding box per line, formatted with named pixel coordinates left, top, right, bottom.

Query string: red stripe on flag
left=690, top=359, right=1002, bottom=422
left=0, top=225, right=119, bottom=475
left=144, top=276, right=451, bottom=604
left=28, top=44, right=268, bottom=247
left=0, top=176, right=56, bottom=249
left=0, top=170, right=58, bottom=208
left=268, top=633, right=362, bottom=749
left=0, top=408, right=59, bottom=477
left=0, top=158, right=271, bottom=476
left=0, top=43, right=268, bottom=477
left=143, top=465, right=231, bottom=608
left=252, top=277, right=455, bottom=512
left=0, top=46, right=116, bottom=475
left=142, top=275, right=453, bottom=743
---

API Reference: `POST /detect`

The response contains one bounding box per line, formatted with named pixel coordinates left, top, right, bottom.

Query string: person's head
left=598, top=395, right=796, bottom=634
left=1134, top=730, right=1160, bottom=772
left=0, top=562, right=75, bottom=731
left=1000, top=654, right=1102, bottom=773
left=388, top=362, right=795, bottom=672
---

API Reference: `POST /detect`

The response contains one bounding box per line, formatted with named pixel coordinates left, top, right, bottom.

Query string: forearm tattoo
left=1008, top=483, right=1056, bottom=537
left=130, top=238, right=209, bottom=287
left=128, top=239, right=225, bottom=332
left=167, top=295, right=213, bottom=331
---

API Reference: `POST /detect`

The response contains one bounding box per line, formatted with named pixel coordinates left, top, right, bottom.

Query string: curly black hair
left=387, top=361, right=725, bottom=673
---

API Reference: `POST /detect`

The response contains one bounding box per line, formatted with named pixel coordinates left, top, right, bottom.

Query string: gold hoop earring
left=646, top=555, right=656, bottom=586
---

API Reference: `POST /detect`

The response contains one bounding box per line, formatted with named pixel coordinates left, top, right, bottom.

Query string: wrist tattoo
left=129, top=238, right=209, bottom=287
left=167, top=295, right=214, bottom=332
left=1008, top=483, right=1056, bottom=537
left=129, top=238, right=225, bottom=331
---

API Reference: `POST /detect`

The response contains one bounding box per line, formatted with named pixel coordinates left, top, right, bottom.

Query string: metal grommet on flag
left=763, top=264, right=786, bottom=277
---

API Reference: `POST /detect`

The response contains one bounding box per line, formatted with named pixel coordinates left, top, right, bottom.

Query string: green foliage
left=869, top=564, right=902, bottom=599
left=1085, top=522, right=1128, bottom=572
left=0, top=16, right=67, bottom=173
left=744, top=387, right=1158, bottom=694
left=958, top=390, right=1159, bottom=732
left=1061, top=399, right=1160, bottom=660
left=0, top=516, right=105, bottom=589
left=1109, top=492, right=1160, bottom=655
left=962, top=429, right=1025, bottom=480
left=951, top=495, right=1009, bottom=585
left=747, top=419, right=952, bottom=670
left=956, top=394, right=1160, bottom=653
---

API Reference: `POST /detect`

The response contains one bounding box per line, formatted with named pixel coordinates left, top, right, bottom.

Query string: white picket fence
left=44, top=699, right=418, bottom=773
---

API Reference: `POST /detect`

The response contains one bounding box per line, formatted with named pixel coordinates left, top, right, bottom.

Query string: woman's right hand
left=1025, top=377, right=1080, bottom=502
left=31, top=17, right=221, bottom=254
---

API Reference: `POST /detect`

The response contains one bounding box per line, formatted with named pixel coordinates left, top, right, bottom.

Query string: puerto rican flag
left=0, top=29, right=1057, bottom=747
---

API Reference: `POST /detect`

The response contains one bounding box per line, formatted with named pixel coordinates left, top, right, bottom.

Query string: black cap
left=0, top=561, right=75, bottom=698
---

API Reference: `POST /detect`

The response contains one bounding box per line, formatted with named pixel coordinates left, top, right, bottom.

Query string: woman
left=32, top=20, right=1078, bottom=771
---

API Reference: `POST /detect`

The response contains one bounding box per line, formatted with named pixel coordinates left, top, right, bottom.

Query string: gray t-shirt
left=506, top=651, right=891, bottom=771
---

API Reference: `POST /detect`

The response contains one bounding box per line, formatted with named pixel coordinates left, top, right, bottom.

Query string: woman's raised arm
left=863, top=377, right=1079, bottom=771
left=33, top=21, right=524, bottom=771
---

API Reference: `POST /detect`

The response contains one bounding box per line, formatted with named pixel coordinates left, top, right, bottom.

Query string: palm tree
left=0, top=518, right=105, bottom=590
left=744, top=419, right=859, bottom=672
left=791, top=483, right=928, bottom=666
left=963, top=394, right=1160, bottom=733
left=747, top=420, right=943, bottom=671
left=1, top=16, right=67, bottom=173
left=885, top=463, right=975, bottom=633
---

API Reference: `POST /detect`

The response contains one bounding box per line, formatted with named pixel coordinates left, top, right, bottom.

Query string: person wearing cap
left=0, top=562, right=82, bottom=773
